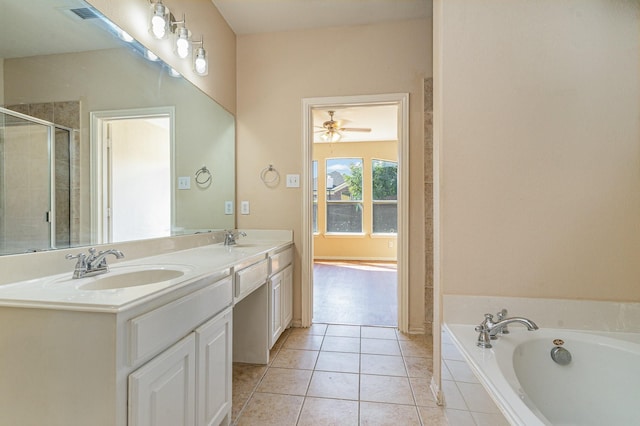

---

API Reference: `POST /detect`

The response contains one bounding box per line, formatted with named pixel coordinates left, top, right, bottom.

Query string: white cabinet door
left=269, top=270, right=283, bottom=348
left=281, top=264, right=293, bottom=330
left=129, top=333, right=196, bottom=426
left=196, top=307, right=232, bottom=426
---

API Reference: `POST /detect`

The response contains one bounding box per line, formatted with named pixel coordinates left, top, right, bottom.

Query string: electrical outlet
left=240, top=201, right=250, bottom=215
left=178, top=176, right=190, bottom=190
left=286, top=174, right=300, bottom=188
left=224, top=201, right=233, bottom=215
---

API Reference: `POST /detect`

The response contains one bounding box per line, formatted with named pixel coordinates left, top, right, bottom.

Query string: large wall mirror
left=0, top=0, right=235, bottom=255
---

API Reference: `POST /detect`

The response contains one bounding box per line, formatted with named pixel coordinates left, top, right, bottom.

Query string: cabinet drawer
left=128, top=275, right=233, bottom=366
left=270, top=247, right=293, bottom=274
left=235, top=259, right=268, bottom=301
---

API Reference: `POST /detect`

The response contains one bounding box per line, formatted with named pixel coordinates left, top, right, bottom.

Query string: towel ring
left=260, top=164, right=280, bottom=186
left=195, top=166, right=212, bottom=185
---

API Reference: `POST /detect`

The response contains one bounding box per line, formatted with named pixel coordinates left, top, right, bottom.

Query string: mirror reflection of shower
left=0, top=106, right=78, bottom=255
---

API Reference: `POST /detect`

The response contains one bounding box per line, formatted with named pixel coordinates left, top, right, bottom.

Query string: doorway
left=301, top=94, right=410, bottom=332
left=91, top=107, right=175, bottom=244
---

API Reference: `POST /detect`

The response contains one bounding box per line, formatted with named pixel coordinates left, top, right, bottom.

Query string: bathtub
left=445, top=324, right=640, bottom=426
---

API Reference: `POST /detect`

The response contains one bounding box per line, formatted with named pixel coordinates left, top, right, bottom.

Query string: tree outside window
left=372, top=159, right=397, bottom=233
left=326, top=158, right=363, bottom=233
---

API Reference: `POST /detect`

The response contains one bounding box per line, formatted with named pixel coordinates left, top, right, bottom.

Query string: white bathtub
left=445, top=324, right=640, bottom=426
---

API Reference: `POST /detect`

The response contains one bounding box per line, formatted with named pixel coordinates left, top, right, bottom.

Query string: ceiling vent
left=69, top=7, right=99, bottom=20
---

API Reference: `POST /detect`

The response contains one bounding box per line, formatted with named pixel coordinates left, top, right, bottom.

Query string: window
left=312, top=160, right=318, bottom=233
left=372, top=159, right=397, bottom=233
left=326, top=158, right=363, bottom=233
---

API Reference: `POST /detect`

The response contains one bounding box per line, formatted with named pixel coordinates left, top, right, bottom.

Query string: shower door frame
left=0, top=107, right=73, bottom=252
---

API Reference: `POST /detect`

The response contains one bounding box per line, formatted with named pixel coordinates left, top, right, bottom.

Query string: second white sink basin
left=80, top=268, right=185, bottom=290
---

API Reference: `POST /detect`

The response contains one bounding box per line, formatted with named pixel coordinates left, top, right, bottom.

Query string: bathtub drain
left=550, top=346, right=572, bottom=365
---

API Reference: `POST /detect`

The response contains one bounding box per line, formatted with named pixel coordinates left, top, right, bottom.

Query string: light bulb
left=169, top=68, right=181, bottom=78
left=194, top=47, right=208, bottom=75
left=175, top=27, right=190, bottom=59
left=150, top=3, right=168, bottom=39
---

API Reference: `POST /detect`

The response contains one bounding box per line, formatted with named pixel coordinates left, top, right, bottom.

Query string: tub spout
left=475, top=313, right=538, bottom=348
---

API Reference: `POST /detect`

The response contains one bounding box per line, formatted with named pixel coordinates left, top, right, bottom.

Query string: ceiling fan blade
left=340, top=127, right=371, bottom=132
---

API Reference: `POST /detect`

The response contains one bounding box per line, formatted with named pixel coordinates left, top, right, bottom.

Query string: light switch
left=224, top=201, right=233, bottom=215
left=286, top=174, right=300, bottom=188
left=240, top=201, right=250, bottom=215
left=178, top=176, right=191, bottom=190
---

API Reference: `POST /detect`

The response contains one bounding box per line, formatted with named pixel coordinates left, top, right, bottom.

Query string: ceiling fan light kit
left=315, top=110, right=371, bottom=142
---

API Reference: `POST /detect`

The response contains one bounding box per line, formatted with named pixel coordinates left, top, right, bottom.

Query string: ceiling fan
left=315, top=110, right=371, bottom=142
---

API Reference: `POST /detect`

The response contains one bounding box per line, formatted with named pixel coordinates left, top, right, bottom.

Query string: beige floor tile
left=271, top=348, right=319, bottom=370
left=471, top=411, right=510, bottom=426
left=441, top=380, right=467, bottom=411
left=298, top=397, right=359, bottom=426
left=404, top=356, right=433, bottom=378
left=418, top=406, right=448, bottom=426
left=236, top=392, right=304, bottom=426
left=283, top=333, right=324, bottom=350
left=307, top=371, right=360, bottom=400
left=315, top=351, right=360, bottom=373
left=445, top=408, right=475, bottom=426
left=290, top=323, right=328, bottom=336
left=232, top=363, right=267, bottom=394
left=456, top=382, right=500, bottom=413
left=410, top=377, right=439, bottom=407
left=321, top=336, right=360, bottom=353
left=326, top=324, right=361, bottom=337
left=256, top=367, right=313, bottom=396
left=399, top=338, right=432, bottom=358
left=444, top=359, right=479, bottom=383
left=360, top=374, right=414, bottom=405
left=361, top=338, right=401, bottom=356
left=442, top=343, right=466, bottom=361
left=360, top=354, right=407, bottom=376
left=361, top=326, right=397, bottom=340
left=360, top=401, right=421, bottom=426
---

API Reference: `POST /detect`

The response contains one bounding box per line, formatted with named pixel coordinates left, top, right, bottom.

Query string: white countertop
left=0, top=238, right=291, bottom=313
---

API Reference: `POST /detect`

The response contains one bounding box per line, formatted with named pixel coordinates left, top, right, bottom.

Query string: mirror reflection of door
left=106, top=116, right=171, bottom=242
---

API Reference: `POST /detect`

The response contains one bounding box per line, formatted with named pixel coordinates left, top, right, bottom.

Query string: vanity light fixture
left=173, top=21, right=191, bottom=59
left=168, top=67, right=181, bottom=78
left=145, top=49, right=159, bottom=61
left=193, top=37, right=208, bottom=76
left=149, top=0, right=170, bottom=39
left=117, top=28, right=134, bottom=43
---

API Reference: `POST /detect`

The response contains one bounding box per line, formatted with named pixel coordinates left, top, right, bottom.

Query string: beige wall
left=236, top=20, right=431, bottom=329
left=87, top=0, right=236, bottom=114
left=438, top=0, right=640, bottom=302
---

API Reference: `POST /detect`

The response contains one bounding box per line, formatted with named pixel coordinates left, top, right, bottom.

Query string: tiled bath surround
left=424, top=78, right=434, bottom=335
left=444, top=295, right=640, bottom=333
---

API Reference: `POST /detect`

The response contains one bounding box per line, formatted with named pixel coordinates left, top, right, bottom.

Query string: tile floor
left=232, top=324, right=509, bottom=425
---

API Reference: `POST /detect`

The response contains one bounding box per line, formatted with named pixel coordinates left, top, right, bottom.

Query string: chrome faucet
left=224, top=230, right=247, bottom=246
left=475, top=311, right=538, bottom=348
left=66, top=247, right=125, bottom=279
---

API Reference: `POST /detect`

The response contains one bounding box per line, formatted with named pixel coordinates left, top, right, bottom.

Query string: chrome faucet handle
left=65, top=252, right=87, bottom=278
left=475, top=322, right=492, bottom=348
left=496, top=309, right=509, bottom=335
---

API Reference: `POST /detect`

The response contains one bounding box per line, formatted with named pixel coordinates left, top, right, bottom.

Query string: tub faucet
left=475, top=312, right=538, bottom=348
left=224, top=230, right=247, bottom=246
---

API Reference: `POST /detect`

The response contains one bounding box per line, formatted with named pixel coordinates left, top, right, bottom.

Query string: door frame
left=90, top=106, right=175, bottom=244
left=301, top=93, right=410, bottom=332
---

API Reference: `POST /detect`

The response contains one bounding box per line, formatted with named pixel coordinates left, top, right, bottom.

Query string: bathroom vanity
left=0, top=232, right=293, bottom=426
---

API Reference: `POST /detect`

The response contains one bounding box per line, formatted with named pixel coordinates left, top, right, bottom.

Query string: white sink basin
left=80, top=268, right=185, bottom=290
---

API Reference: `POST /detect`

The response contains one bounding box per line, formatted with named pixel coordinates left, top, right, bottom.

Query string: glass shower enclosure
left=0, top=107, right=72, bottom=254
